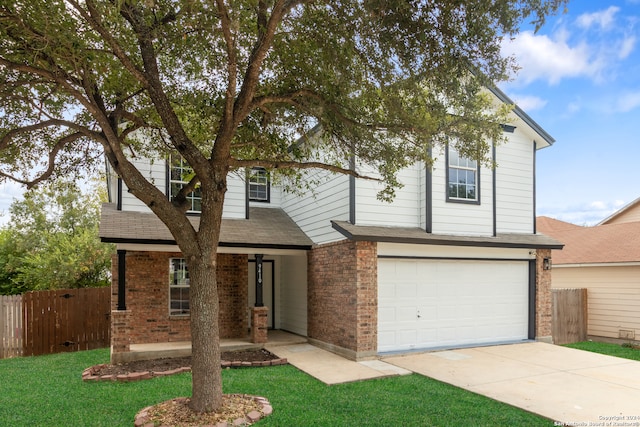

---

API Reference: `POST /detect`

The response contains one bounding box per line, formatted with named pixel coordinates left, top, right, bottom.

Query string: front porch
left=115, top=330, right=307, bottom=363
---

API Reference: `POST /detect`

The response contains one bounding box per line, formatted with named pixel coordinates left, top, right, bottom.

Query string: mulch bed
left=83, top=349, right=286, bottom=382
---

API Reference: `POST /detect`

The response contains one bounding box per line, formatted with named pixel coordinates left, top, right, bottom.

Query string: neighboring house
left=598, top=197, right=640, bottom=225
left=100, top=87, right=563, bottom=363
left=537, top=213, right=640, bottom=343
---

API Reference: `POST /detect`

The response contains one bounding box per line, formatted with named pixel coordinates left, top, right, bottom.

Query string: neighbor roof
left=99, top=204, right=313, bottom=249
left=537, top=216, right=640, bottom=265
left=332, top=221, right=563, bottom=249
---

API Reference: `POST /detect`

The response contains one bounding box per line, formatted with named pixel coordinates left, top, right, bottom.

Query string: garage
left=378, top=258, right=530, bottom=353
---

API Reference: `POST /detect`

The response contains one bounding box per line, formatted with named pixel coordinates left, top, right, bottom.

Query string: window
left=169, top=258, right=190, bottom=316
left=447, top=146, right=479, bottom=202
left=169, top=154, right=202, bottom=212
left=248, top=167, right=269, bottom=202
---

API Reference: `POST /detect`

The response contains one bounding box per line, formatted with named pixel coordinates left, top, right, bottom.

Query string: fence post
left=1, top=295, right=23, bottom=359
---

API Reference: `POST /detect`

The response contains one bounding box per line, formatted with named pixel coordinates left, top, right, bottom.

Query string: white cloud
left=503, top=6, right=636, bottom=86
left=576, top=6, right=620, bottom=30
left=618, top=36, right=636, bottom=59
left=615, top=91, right=640, bottom=112
left=502, top=31, right=596, bottom=85
left=510, top=94, right=547, bottom=111
left=539, top=199, right=628, bottom=226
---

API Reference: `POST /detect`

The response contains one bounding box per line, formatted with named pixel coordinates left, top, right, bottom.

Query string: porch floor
left=122, top=330, right=307, bottom=363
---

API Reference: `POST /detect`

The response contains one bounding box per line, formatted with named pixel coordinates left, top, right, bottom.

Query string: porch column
left=254, top=254, right=264, bottom=307
left=250, top=307, right=269, bottom=343
left=117, top=249, right=126, bottom=310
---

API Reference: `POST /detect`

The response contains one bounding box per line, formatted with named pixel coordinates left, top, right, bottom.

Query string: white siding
left=430, top=147, right=494, bottom=236
left=224, top=172, right=247, bottom=219
left=110, top=158, right=247, bottom=219
left=495, top=130, right=534, bottom=234
left=119, top=157, right=166, bottom=212
left=355, top=163, right=422, bottom=227
left=279, top=254, right=308, bottom=336
left=281, top=169, right=349, bottom=244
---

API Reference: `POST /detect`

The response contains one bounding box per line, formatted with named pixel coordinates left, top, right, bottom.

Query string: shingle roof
left=332, top=221, right=564, bottom=249
left=536, top=216, right=640, bottom=264
left=99, top=203, right=313, bottom=249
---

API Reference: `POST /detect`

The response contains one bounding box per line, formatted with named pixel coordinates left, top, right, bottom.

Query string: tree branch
left=68, top=0, right=150, bottom=88
left=229, top=158, right=382, bottom=181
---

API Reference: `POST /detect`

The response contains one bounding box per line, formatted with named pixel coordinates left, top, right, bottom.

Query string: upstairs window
left=169, top=154, right=202, bottom=212
left=447, top=146, right=479, bottom=203
left=248, top=167, right=270, bottom=202
left=169, top=258, right=190, bottom=316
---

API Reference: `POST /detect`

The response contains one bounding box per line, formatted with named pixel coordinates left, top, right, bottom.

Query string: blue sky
left=502, top=1, right=640, bottom=225
left=1, top=2, right=638, bottom=226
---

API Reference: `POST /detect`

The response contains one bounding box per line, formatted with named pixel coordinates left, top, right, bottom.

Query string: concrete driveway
left=384, top=342, right=640, bottom=425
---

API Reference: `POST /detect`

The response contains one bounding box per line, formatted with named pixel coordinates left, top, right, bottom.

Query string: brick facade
left=308, top=240, right=377, bottom=360
left=111, top=251, right=248, bottom=348
left=535, top=248, right=553, bottom=342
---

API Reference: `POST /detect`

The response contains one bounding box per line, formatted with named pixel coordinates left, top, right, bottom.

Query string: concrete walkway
left=384, top=342, right=640, bottom=425
left=265, top=343, right=411, bottom=385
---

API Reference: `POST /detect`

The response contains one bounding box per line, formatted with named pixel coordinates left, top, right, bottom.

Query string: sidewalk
left=265, top=343, right=411, bottom=385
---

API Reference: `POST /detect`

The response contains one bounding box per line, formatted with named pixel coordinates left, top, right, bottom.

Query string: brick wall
left=536, top=248, right=553, bottom=341
left=111, top=251, right=248, bottom=345
left=308, top=240, right=377, bottom=359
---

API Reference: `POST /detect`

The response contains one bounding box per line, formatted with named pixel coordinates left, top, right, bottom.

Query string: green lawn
left=564, top=340, right=640, bottom=361
left=0, top=348, right=553, bottom=426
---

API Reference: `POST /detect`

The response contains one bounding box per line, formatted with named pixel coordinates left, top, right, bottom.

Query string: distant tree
left=0, top=179, right=112, bottom=294
left=0, top=0, right=566, bottom=413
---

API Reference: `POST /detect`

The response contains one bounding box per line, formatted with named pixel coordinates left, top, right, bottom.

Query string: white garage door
left=378, top=259, right=529, bottom=353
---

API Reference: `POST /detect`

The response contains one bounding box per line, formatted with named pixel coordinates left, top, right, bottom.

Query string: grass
left=564, top=340, right=640, bottom=361
left=0, top=348, right=553, bottom=426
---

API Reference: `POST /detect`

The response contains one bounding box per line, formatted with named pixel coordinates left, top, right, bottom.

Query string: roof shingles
left=99, top=204, right=313, bottom=249
left=537, top=216, right=640, bottom=264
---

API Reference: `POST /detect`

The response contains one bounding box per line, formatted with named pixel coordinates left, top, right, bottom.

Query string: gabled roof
left=332, top=221, right=563, bottom=249
left=99, top=204, right=313, bottom=250
left=487, top=85, right=555, bottom=148
left=537, top=216, right=640, bottom=265
left=597, top=197, right=640, bottom=225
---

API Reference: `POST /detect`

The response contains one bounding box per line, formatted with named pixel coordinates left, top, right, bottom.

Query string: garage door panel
left=378, top=259, right=529, bottom=353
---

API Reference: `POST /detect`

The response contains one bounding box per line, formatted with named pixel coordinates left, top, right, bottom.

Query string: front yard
left=0, top=348, right=554, bottom=426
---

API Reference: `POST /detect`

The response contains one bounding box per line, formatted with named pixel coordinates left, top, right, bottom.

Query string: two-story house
left=99, top=86, right=563, bottom=363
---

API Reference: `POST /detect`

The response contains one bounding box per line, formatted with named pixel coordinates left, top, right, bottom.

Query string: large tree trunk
left=188, top=248, right=223, bottom=412
left=183, top=180, right=227, bottom=413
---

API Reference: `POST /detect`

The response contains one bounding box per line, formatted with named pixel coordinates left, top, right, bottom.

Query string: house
left=537, top=212, right=640, bottom=343
left=598, top=197, right=640, bottom=225
left=99, top=87, right=563, bottom=363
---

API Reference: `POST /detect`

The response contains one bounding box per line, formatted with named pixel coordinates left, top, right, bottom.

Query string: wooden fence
left=1, top=295, right=23, bottom=359
left=1, top=287, right=111, bottom=359
left=552, top=288, right=588, bottom=345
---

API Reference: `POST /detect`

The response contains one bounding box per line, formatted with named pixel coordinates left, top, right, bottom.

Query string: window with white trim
left=248, top=167, right=269, bottom=202
left=169, top=154, right=202, bottom=212
left=447, top=146, right=479, bottom=202
left=169, top=258, right=190, bottom=316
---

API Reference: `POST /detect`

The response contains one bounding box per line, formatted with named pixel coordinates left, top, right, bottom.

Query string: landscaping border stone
left=82, top=358, right=288, bottom=382
left=133, top=395, right=273, bottom=427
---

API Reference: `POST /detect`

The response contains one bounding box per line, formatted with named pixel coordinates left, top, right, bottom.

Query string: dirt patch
left=136, top=394, right=272, bottom=427
left=92, top=349, right=280, bottom=377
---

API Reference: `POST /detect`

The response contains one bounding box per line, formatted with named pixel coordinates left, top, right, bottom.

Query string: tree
left=0, top=0, right=566, bottom=413
left=0, top=179, right=112, bottom=294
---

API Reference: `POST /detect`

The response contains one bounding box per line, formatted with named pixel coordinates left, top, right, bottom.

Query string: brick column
left=111, top=310, right=131, bottom=363
left=536, top=249, right=553, bottom=343
left=250, top=307, right=269, bottom=344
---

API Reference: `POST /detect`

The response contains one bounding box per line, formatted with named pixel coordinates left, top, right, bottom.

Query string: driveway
left=384, top=342, right=640, bottom=425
